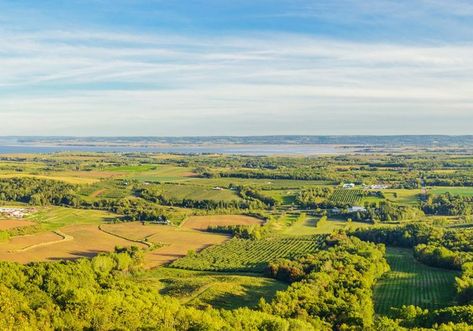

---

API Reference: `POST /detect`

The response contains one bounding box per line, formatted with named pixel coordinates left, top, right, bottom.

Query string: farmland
left=374, top=247, right=459, bottom=315
left=171, top=235, right=325, bottom=272
left=100, top=222, right=230, bottom=268
left=0, top=223, right=147, bottom=263
left=329, top=189, right=364, bottom=205
left=0, top=219, right=34, bottom=230
left=140, top=267, right=288, bottom=309
left=156, top=183, right=241, bottom=202
left=0, top=151, right=472, bottom=329
left=181, top=215, right=263, bottom=230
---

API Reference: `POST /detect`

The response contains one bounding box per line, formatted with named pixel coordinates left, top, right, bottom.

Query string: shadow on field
left=46, top=250, right=108, bottom=261
left=204, top=282, right=285, bottom=310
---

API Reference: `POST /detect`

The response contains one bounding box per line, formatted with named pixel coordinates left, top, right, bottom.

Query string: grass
left=171, top=235, right=325, bottom=272
left=139, top=267, right=287, bottom=310
left=261, top=189, right=297, bottom=205
left=329, top=189, right=364, bottom=205
left=187, top=177, right=332, bottom=189
left=0, top=173, right=99, bottom=185
left=283, top=216, right=372, bottom=236
left=384, top=189, right=421, bottom=205
left=181, top=215, right=263, bottom=230
left=103, top=164, right=157, bottom=172
left=158, top=183, right=242, bottom=202
left=128, top=165, right=196, bottom=182
left=100, top=222, right=229, bottom=268
left=430, top=186, right=473, bottom=197
left=374, top=247, right=459, bottom=316
left=26, top=207, right=117, bottom=231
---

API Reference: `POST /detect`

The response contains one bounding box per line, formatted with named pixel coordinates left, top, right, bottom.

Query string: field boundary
left=13, top=230, right=73, bottom=252
left=98, top=224, right=154, bottom=248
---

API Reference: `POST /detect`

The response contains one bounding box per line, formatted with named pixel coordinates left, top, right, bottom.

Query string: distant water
left=0, top=144, right=352, bottom=155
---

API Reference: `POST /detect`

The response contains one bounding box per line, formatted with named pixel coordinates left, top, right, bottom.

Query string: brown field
left=181, top=215, right=263, bottom=231
left=101, top=222, right=229, bottom=268
left=0, top=224, right=147, bottom=264
left=90, top=189, right=107, bottom=198
left=0, top=219, right=35, bottom=230
left=0, top=217, right=240, bottom=267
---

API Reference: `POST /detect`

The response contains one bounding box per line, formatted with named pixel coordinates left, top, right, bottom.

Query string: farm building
left=348, top=206, right=367, bottom=213
left=0, top=207, right=30, bottom=218
left=342, top=183, right=356, bottom=189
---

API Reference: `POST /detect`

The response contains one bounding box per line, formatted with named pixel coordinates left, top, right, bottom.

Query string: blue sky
left=1, top=0, right=473, bottom=135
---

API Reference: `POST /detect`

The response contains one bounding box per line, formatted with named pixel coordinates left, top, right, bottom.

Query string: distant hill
left=5, top=135, right=473, bottom=147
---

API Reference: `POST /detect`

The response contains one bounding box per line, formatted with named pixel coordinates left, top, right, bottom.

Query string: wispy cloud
left=0, top=28, right=472, bottom=135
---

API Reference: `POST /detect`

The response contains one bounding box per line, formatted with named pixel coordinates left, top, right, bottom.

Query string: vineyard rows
left=171, top=235, right=326, bottom=272
left=329, top=189, right=364, bottom=205
left=374, top=247, right=458, bottom=316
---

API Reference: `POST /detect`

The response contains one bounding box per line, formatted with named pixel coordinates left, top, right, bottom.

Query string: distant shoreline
left=0, top=143, right=355, bottom=156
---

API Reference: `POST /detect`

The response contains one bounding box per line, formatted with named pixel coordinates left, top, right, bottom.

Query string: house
left=213, top=186, right=224, bottom=191
left=0, top=207, right=29, bottom=218
left=342, top=183, right=356, bottom=189
left=370, top=184, right=389, bottom=190
left=348, top=206, right=367, bottom=213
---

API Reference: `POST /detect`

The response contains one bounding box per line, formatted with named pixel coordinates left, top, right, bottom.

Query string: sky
left=1, top=0, right=473, bottom=136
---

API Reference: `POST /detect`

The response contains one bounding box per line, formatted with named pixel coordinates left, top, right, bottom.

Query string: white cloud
left=0, top=29, right=472, bottom=135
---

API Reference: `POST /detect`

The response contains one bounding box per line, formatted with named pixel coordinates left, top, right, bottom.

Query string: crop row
left=329, top=189, right=364, bottom=205
left=374, top=247, right=458, bottom=316
left=171, top=235, right=326, bottom=272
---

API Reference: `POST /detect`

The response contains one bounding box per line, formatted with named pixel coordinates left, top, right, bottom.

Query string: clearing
left=374, top=247, right=459, bottom=315
left=171, top=235, right=325, bottom=272
left=0, top=224, right=147, bottom=263
left=140, top=267, right=288, bottom=310
left=100, top=222, right=230, bottom=268
left=181, top=215, right=263, bottom=231
left=0, top=219, right=35, bottom=230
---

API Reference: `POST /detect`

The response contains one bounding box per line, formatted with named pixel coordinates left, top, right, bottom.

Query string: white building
left=348, top=206, right=367, bottom=213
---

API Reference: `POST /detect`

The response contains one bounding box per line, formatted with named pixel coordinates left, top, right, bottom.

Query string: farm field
left=140, top=267, right=288, bottom=309
left=0, top=223, right=147, bottom=263
left=127, top=165, right=196, bottom=182
left=171, top=235, right=325, bottom=272
left=187, top=177, right=332, bottom=189
left=157, top=183, right=242, bottom=201
left=374, top=247, right=459, bottom=315
left=181, top=215, right=263, bottom=230
left=100, top=222, right=230, bottom=268
left=329, top=189, right=364, bottom=205
left=0, top=219, right=35, bottom=230
left=429, top=186, right=473, bottom=197
left=26, top=207, right=117, bottom=231
left=262, top=189, right=297, bottom=205
left=282, top=216, right=371, bottom=236
left=0, top=212, right=262, bottom=267
left=383, top=189, right=421, bottom=205
left=0, top=173, right=100, bottom=185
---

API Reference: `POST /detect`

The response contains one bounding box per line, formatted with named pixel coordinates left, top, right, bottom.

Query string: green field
left=283, top=216, right=371, bottom=236
left=26, top=207, right=117, bottom=231
left=128, top=165, right=196, bottom=182
left=374, top=247, right=459, bottom=315
left=140, top=268, right=287, bottom=310
left=171, top=235, right=325, bottom=272
left=384, top=189, right=421, bottom=205
left=430, top=186, right=473, bottom=197
left=102, top=164, right=158, bottom=172
left=262, top=189, right=297, bottom=205
left=158, top=183, right=242, bottom=201
left=329, top=189, right=364, bottom=205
